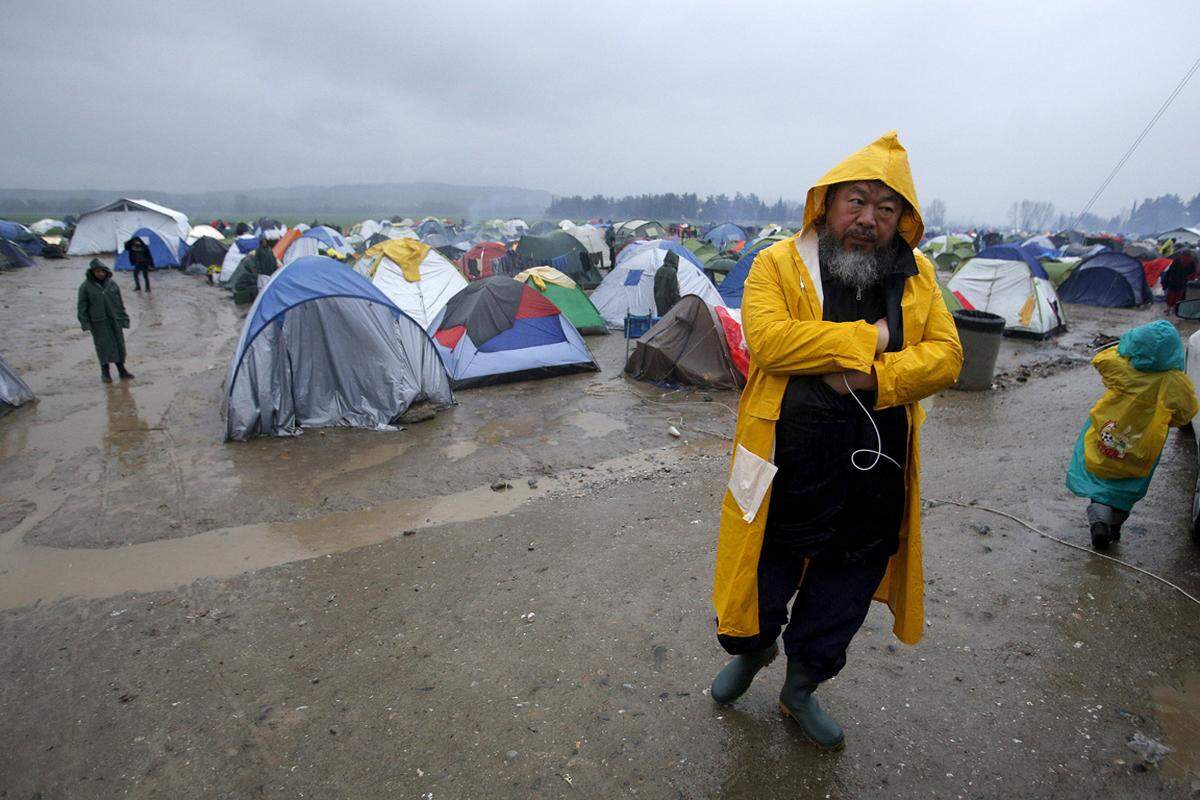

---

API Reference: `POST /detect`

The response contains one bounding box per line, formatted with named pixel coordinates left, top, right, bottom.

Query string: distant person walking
left=1066, top=320, right=1197, bottom=549
left=125, top=234, right=153, bottom=292
left=77, top=260, right=134, bottom=384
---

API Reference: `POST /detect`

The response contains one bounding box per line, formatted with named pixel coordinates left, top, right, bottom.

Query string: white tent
left=947, top=253, right=1066, bottom=338
left=564, top=224, right=611, bottom=268
left=379, top=224, right=419, bottom=240
left=219, top=235, right=260, bottom=284
left=352, top=239, right=467, bottom=331
left=187, top=224, right=225, bottom=245
left=1155, top=227, right=1200, bottom=245
left=502, top=219, right=529, bottom=238
left=590, top=240, right=724, bottom=329
left=29, top=218, right=65, bottom=234
left=67, top=198, right=190, bottom=255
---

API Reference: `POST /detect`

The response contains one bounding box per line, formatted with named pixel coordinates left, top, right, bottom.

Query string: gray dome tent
left=0, top=354, right=35, bottom=412
left=224, top=256, right=454, bottom=441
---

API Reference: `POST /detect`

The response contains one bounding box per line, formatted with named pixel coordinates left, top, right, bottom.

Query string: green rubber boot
left=710, top=642, right=778, bottom=705
left=778, top=659, right=845, bottom=750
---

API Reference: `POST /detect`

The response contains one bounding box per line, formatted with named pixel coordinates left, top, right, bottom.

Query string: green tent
left=922, top=234, right=976, bottom=271
left=1040, top=257, right=1080, bottom=287
left=938, top=281, right=963, bottom=313
left=514, top=231, right=602, bottom=288
left=515, top=267, right=607, bottom=335
left=682, top=239, right=720, bottom=264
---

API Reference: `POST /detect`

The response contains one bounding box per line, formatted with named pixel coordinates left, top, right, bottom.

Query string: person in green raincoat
left=77, top=259, right=134, bottom=383
left=1067, top=319, right=1197, bottom=549
left=253, top=238, right=278, bottom=278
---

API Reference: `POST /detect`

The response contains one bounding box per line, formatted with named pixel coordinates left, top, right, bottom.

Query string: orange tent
left=272, top=228, right=301, bottom=260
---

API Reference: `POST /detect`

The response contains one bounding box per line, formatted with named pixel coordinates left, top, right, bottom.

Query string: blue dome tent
left=702, top=223, right=748, bottom=252
left=0, top=238, right=34, bottom=269
left=113, top=227, right=186, bottom=269
left=717, top=237, right=783, bottom=308
left=0, top=220, right=43, bottom=256
left=1057, top=251, right=1150, bottom=308
left=224, top=256, right=454, bottom=441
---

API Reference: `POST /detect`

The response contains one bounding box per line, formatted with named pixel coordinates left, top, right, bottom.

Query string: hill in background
left=0, top=182, right=554, bottom=221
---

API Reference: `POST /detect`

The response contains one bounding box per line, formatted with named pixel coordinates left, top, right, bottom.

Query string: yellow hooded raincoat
left=712, top=132, right=963, bottom=646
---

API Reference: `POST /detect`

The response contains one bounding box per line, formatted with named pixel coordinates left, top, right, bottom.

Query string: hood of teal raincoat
left=1116, top=319, right=1185, bottom=373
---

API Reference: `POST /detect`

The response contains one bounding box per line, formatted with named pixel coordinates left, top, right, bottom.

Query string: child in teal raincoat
left=1066, top=320, right=1198, bottom=549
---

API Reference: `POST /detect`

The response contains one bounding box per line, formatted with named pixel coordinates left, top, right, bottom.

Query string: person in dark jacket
left=653, top=250, right=681, bottom=316
left=125, top=235, right=153, bottom=292
left=77, top=260, right=134, bottom=383
left=1162, top=248, right=1197, bottom=311
left=253, top=238, right=278, bottom=278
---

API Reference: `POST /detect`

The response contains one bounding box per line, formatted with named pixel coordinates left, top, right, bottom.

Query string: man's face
left=824, top=180, right=904, bottom=253
left=91, top=268, right=106, bottom=280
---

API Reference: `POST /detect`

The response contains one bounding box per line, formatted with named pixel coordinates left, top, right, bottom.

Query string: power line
left=1073, top=53, right=1200, bottom=227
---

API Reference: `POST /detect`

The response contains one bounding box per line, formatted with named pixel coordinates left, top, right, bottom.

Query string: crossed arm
left=741, top=251, right=962, bottom=409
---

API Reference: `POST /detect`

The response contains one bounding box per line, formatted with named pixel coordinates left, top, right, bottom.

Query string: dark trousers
left=719, top=542, right=890, bottom=683
left=133, top=266, right=150, bottom=291
left=761, top=541, right=890, bottom=682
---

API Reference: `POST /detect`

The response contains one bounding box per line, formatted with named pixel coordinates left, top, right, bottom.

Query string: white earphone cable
left=843, top=373, right=902, bottom=472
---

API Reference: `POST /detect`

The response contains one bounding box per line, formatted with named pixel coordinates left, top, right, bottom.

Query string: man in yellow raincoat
left=710, top=132, right=962, bottom=749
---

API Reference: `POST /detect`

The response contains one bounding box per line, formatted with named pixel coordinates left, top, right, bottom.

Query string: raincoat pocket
left=1084, top=402, right=1169, bottom=480
left=728, top=444, right=778, bottom=523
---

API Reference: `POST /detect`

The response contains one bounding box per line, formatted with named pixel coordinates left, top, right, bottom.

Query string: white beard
left=818, top=227, right=891, bottom=291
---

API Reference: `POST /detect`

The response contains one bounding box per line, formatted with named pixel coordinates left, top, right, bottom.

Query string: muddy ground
left=1, top=257, right=1199, bottom=799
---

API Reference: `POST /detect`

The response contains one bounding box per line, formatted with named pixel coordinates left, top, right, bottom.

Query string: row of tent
left=944, top=246, right=1158, bottom=338
left=224, top=256, right=601, bottom=440
left=223, top=233, right=754, bottom=440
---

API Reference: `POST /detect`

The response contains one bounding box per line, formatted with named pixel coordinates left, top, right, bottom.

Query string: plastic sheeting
left=0, top=354, right=35, bottom=409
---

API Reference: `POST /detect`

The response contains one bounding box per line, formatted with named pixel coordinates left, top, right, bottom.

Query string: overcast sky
left=2, top=1, right=1197, bottom=223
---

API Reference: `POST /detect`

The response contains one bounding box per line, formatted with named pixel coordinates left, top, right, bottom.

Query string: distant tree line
left=1002, top=193, right=1200, bottom=236
left=545, top=192, right=805, bottom=223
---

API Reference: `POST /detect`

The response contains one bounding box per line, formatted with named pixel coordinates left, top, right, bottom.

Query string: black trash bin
left=952, top=310, right=1005, bottom=390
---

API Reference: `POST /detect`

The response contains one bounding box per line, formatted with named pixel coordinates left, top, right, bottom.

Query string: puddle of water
left=0, top=446, right=694, bottom=610
left=322, top=438, right=413, bottom=477
left=1151, top=672, right=1200, bottom=779
left=0, top=479, right=552, bottom=611
left=562, top=411, right=627, bottom=438
left=475, top=415, right=541, bottom=444
left=443, top=440, right=479, bottom=460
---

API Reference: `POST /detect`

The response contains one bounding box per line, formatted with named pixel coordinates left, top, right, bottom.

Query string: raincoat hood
left=802, top=130, right=924, bottom=248
left=1116, top=320, right=1184, bottom=373
left=87, top=259, right=112, bottom=279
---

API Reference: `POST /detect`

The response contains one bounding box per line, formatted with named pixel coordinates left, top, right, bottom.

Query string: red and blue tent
left=432, top=276, right=599, bottom=389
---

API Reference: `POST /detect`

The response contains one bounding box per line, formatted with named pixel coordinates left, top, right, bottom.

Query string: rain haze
left=8, top=3, right=1200, bottom=799
left=2, top=0, right=1198, bottom=223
